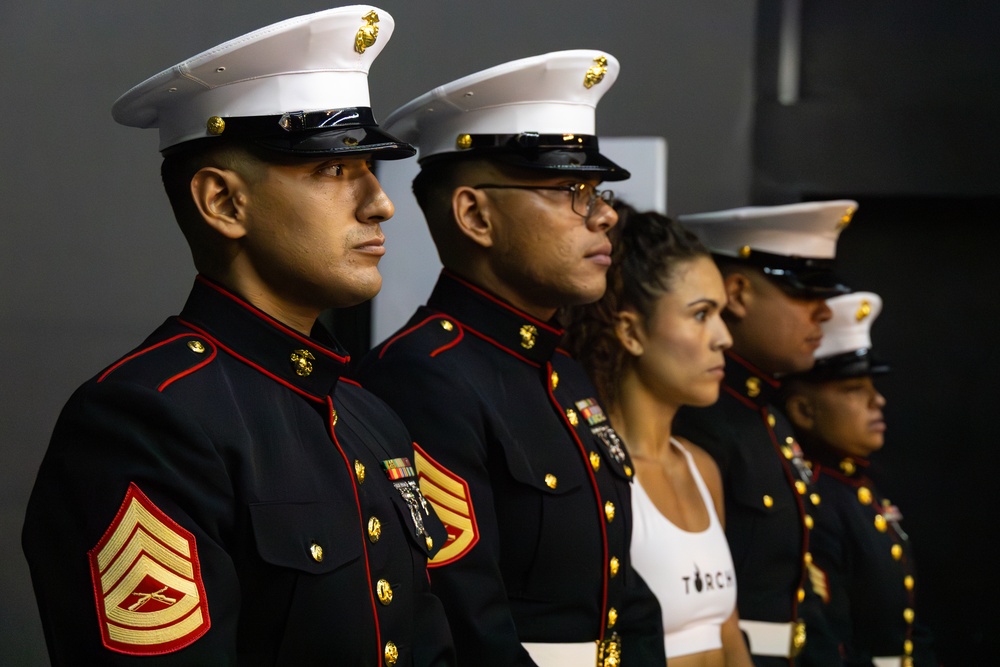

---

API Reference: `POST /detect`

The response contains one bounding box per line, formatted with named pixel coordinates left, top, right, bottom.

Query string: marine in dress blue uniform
left=22, top=8, right=455, bottom=665
left=781, top=292, right=938, bottom=666
left=355, top=52, right=664, bottom=666
left=673, top=201, right=858, bottom=666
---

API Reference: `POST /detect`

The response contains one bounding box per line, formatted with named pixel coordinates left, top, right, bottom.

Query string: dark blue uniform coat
left=22, top=277, right=454, bottom=666
left=807, top=451, right=937, bottom=666
left=356, top=271, right=664, bottom=666
left=674, top=352, right=835, bottom=666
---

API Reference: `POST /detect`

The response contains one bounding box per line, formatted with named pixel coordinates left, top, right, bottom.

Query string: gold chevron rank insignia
left=807, top=561, right=830, bottom=604
left=88, top=483, right=210, bottom=655
left=414, top=443, right=479, bottom=566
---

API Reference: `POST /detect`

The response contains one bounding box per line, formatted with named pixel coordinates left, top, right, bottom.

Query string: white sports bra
left=630, top=438, right=737, bottom=659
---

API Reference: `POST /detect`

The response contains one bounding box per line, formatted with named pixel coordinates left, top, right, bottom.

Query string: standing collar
left=723, top=350, right=781, bottom=408
left=178, top=276, right=349, bottom=399
left=426, top=270, right=564, bottom=366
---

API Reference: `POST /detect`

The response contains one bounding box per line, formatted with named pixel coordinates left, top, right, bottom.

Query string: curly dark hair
left=562, top=201, right=710, bottom=409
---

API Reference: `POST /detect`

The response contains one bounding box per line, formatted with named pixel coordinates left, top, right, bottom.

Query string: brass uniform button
left=804, top=552, right=813, bottom=565
left=355, top=460, right=366, bottom=484
left=857, top=487, right=872, bottom=505
left=904, top=575, right=915, bottom=591
left=745, top=377, right=761, bottom=398
left=785, top=436, right=795, bottom=445
left=604, top=501, right=615, bottom=522
left=607, top=607, right=618, bottom=629
left=544, top=474, right=558, bottom=489
left=795, top=480, right=807, bottom=495
left=804, top=514, right=814, bottom=530
left=810, top=493, right=821, bottom=506
left=874, top=514, right=887, bottom=532
left=781, top=445, right=794, bottom=459
left=426, top=535, right=434, bottom=550
left=891, top=544, right=903, bottom=560
left=550, top=371, right=559, bottom=389
left=368, top=516, right=382, bottom=543
left=903, top=658, right=914, bottom=667
left=624, top=465, right=633, bottom=477
left=904, top=639, right=914, bottom=655
left=903, top=607, right=915, bottom=624
left=589, top=451, right=601, bottom=471
left=566, top=409, right=579, bottom=426
left=377, top=579, right=393, bottom=605
left=456, top=133, right=473, bottom=150
left=609, top=556, right=620, bottom=577
left=797, top=587, right=806, bottom=603
left=384, top=640, right=399, bottom=666
left=187, top=340, right=206, bottom=353
left=310, top=543, right=324, bottom=562
left=840, top=459, right=857, bottom=476
left=767, top=413, right=776, bottom=427
left=763, top=494, right=774, bottom=508
left=440, top=319, right=454, bottom=331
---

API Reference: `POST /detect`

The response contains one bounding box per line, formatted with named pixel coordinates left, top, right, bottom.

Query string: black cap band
left=716, top=248, right=851, bottom=298
left=421, top=132, right=630, bottom=181
left=163, top=107, right=415, bottom=159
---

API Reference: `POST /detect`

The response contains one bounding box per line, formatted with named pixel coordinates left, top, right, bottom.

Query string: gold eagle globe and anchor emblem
left=355, top=10, right=380, bottom=53
left=583, top=55, right=609, bottom=89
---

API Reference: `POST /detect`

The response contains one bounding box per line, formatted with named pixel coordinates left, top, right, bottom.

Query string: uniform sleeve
left=22, top=380, right=241, bottom=665
left=358, top=354, right=537, bottom=667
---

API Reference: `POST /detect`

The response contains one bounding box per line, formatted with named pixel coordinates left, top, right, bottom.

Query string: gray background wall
left=3, top=1, right=995, bottom=664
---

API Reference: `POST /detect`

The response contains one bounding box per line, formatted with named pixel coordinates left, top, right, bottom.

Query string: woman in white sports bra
left=565, top=203, right=753, bottom=667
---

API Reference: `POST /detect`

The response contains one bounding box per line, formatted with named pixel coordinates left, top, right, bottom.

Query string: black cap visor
left=421, top=132, right=630, bottom=181
left=717, top=249, right=851, bottom=298
left=163, top=107, right=415, bottom=159
left=796, top=348, right=890, bottom=382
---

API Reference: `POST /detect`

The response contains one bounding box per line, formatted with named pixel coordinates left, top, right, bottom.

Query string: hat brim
left=419, top=132, right=630, bottom=181
left=761, top=266, right=852, bottom=299
left=794, top=349, right=891, bottom=382
left=249, top=126, right=415, bottom=160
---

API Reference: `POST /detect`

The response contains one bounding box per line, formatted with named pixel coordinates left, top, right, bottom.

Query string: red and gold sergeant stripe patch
left=88, top=483, right=210, bottom=655
left=413, top=443, right=479, bottom=567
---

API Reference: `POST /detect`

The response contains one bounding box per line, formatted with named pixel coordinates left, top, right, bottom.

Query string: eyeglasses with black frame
left=473, top=182, right=615, bottom=219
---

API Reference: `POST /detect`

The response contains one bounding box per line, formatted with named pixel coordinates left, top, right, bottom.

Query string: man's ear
left=451, top=186, right=494, bottom=249
left=723, top=271, right=751, bottom=319
left=613, top=310, right=645, bottom=357
left=784, top=393, right=816, bottom=431
left=190, top=167, right=250, bottom=240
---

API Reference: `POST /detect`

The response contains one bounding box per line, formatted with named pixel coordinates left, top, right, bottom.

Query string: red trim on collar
left=443, top=270, right=563, bottom=335
left=726, top=350, right=780, bottom=388
left=722, top=383, right=761, bottom=411
left=195, top=275, right=349, bottom=365
left=177, top=319, right=326, bottom=404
